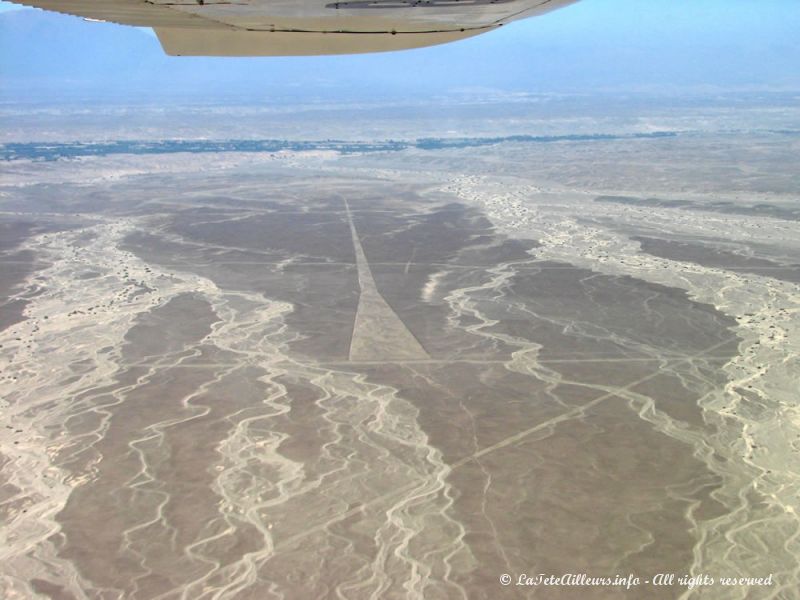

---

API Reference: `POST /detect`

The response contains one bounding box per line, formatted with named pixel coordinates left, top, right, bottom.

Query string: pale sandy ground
left=0, top=133, right=798, bottom=599
left=0, top=165, right=470, bottom=599
left=436, top=175, right=800, bottom=599
left=0, top=214, right=468, bottom=599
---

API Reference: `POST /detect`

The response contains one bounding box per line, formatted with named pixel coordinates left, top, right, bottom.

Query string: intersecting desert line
left=1, top=138, right=798, bottom=600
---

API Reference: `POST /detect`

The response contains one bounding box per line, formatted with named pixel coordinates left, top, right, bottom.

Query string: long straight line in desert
left=344, top=198, right=429, bottom=362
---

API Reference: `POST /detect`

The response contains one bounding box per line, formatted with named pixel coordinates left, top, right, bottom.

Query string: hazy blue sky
left=2, top=0, right=799, bottom=101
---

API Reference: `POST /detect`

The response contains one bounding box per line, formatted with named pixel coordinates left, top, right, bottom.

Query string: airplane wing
left=9, top=0, right=578, bottom=56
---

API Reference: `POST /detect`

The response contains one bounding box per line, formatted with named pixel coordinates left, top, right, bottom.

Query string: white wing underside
left=10, top=0, right=577, bottom=55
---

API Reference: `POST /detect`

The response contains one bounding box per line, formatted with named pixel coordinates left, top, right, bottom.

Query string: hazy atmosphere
left=1, top=1, right=799, bottom=599
left=2, top=0, right=800, bottom=102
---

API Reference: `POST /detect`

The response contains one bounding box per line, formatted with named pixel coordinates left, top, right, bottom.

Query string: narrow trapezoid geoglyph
left=345, top=198, right=430, bottom=361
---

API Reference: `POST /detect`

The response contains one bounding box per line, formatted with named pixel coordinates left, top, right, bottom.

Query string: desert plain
left=1, top=117, right=799, bottom=599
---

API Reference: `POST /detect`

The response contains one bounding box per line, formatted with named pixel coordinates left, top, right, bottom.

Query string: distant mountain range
left=1, top=3, right=799, bottom=103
